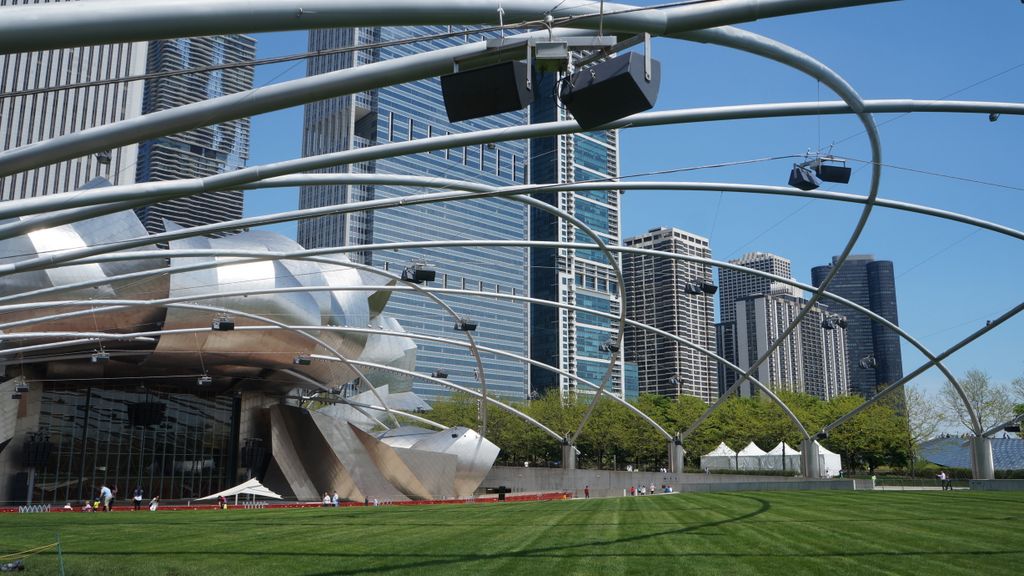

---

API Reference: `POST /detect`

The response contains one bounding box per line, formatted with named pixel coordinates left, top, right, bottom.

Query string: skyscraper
left=301, top=26, right=530, bottom=400
left=0, top=0, right=147, bottom=202
left=811, top=255, right=903, bottom=398
left=733, top=285, right=849, bottom=400
left=622, top=227, right=717, bottom=402
left=716, top=252, right=793, bottom=393
left=135, top=35, right=256, bottom=235
left=529, top=64, right=625, bottom=399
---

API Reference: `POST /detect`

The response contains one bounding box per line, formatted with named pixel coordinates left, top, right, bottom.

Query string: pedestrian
left=149, top=496, right=160, bottom=511
left=937, top=470, right=947, bottom=490
left=133, top=486, right=144, bottom=511
left=322, top=492, right=331, bottom=507
left=629, top=486, right=635, bottom=496
left=218, top=494, right=228, bottom=509
left=649, top=483, right=655, bottom=495
left=584, top=485, right=590, bottom=499
left=332, top=490, right=339, bottom=507
left=99, top=484, right=113, bottom=512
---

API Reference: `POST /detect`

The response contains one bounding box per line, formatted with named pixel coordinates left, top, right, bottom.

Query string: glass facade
left=301, top=26, right=530, bottom=400
left=811, top=255, right=903, bottom=398
left=29, top=384, right=236, bottom=504
left=529, top=63, right=623, bottom=399
left=135, top=35, right=256, bottom=235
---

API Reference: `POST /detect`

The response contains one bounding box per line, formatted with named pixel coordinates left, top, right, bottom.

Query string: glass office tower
left=811, top=255, right=903, bottom=398
left=135, top=35, right=256, bottom=235
left=623, top=227, right=717, bottom=403
left=529, top=66, right=624, bottom=399
left=0, top=0, right=147, bottom=202
left=301, top=27, right=530, bottom=400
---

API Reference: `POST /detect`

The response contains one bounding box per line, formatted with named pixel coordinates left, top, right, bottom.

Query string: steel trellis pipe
left=0, top=0, right=894, bottom=54
left=670, top=26, right=893, bottom=444
left=4, top=99, right=1023, bottom=227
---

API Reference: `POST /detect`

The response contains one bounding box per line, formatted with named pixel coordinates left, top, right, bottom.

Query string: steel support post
left=669, top=435, right=685, bottom=473
left=800, top=438, right=821, bottom=479
left=970, top=435, right=995, bottom=480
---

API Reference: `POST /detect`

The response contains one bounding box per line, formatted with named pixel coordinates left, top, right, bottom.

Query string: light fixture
left=684, top=281, right=717, bottom=295
left=14, top=383, right=28, bottom=393
left=11, top=392, right=21, bottom=400
left=454, top=318, right=478, bottom=332
left=431, top=369, right=448, bottom=379
left=859, top=355, right=877, bottom=369
left=292, top=355, right=312, bottom=366
left=212, top=314, right=235, bottom=331
left=91, top=351, right=110, bottom=363
left=401, top=263, right=436, bottom=284
left=989, top=112, right=1000, bottom=122
left=534, top=40, right=569, bottom=72
left=197, top=375, right=213, bottom=386
left=598, top=338, right=620, bottom=353
left=559, top=50, right=661, bottom=130
left=95, top=150, right=112, bottom=165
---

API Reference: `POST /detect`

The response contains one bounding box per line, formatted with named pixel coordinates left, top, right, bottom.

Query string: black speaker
left=815, top=164, right=852, bottom=184
left=22, top=437, right=52, bottom=468
left=559, top=52, right=661, bottom=130
left=789, top=165, right=821, bottom=190
left=127, top=402, right=166, bottom=427
left=441, top=61, right=533, bottom=123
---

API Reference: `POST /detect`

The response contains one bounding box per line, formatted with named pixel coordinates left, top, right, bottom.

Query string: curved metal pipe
left=0, top=0, right=892, bottom=54
left=2, top=317, right=674, bottom=441
left=824, top=300, right=1024, bottom=436
left=670, top=26, right=889, bottom=443
left=3, top=238, right=965, bottom=435
left=0, top=299, right=401, bottom=427
left=4, top=99, right=1023, bottom=226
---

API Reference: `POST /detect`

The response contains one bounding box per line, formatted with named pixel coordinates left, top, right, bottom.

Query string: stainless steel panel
left=350, top=424, right=455, bottom=500
left=412, top=426, right=500, bottom=498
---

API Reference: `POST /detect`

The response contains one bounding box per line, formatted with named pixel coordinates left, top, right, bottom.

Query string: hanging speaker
left=441, top=61, right=533, bottom=123
left=815, top=164, right=852, bottom=184
left=788, top=165, right=821, bottom=191
left=559, top=52, right=661, bottom=130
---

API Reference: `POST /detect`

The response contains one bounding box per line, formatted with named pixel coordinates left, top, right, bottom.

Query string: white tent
left=700, top=442, right=737, bottom=471
left=197, top=478, right=284, bottom=503
left=766, top=442, right=801, bottom=472
left=736, top=442, right=768, bottom=471
left=817, top=442, right=843, bottom=477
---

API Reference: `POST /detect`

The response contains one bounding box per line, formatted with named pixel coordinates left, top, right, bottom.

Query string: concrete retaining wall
left=969, top=479, right=1024, bottom=491
left=481, top=466, right=861, bottom=498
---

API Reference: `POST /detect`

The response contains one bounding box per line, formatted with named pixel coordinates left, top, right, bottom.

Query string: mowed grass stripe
left=1, top=491, right=1022, bottom=575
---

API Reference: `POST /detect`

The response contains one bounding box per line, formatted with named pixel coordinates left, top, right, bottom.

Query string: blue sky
left=244, top=1, right=1024, bottom=400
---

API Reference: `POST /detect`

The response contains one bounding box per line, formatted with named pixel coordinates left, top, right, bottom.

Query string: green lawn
left=2, top=491, right=1022, bottom=575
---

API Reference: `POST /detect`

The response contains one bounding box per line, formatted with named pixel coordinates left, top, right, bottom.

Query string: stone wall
left=481, top=466, right=862, bottom=498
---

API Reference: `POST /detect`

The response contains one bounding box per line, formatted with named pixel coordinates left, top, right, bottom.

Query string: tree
left=903, top=383, right=943, bottom=476
left=938, top=370, right=1014, bottom=433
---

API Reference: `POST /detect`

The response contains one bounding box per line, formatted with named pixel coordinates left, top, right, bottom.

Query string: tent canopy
left=736, top=442, right=767, bottom=456
left=197, top=478, right=283, bottom=501
left=703, top=442, right=736, bottom=457
left=767, top=442, right=800, bottom=455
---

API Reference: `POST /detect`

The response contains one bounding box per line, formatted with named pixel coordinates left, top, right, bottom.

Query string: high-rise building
left=622, top=227, right=716, bottom=402
left=135, top=35, right=255, bottom=235
left=300, top=26, right=530, bottom=400
left=529, top=64, right=625, bottom=399
left=716, top=252, right=793, bottom=393
left=732, top=285, right=849, bottom=400
left=0, top=0, right=147, bottom=202
left=811, top=255, right=903, bottom=398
